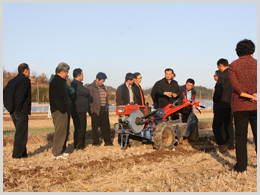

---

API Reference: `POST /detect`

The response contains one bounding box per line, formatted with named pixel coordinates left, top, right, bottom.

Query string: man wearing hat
left=152, top=68, right=181, bottom=111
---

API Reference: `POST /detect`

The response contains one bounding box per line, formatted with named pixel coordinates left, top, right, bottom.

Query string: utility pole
left=37, top=82, right=39, bottom=103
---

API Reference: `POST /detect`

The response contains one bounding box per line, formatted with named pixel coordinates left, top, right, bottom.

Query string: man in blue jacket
left=71, top=68, right=91, bottom=150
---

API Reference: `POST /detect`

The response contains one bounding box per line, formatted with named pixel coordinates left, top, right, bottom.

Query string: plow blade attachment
left=183, top=112, right=198, bottom=137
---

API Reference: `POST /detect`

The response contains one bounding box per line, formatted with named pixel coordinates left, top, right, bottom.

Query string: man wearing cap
left=152, top=68, right=181, bottom=110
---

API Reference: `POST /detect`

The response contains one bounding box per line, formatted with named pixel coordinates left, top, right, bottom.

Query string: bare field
left=2, top=109, right=257, bottom=192
left=3, top=109, right=213, bottom=131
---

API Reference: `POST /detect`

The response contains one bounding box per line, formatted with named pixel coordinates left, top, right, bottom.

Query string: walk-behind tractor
left=114, top=99, right=205, bottom=150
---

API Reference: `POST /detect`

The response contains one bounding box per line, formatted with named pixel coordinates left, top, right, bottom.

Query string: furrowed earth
left=3, top=109, right=257, bottom=192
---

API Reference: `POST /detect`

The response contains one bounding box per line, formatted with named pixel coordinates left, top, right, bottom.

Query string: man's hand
left=164, top=92, right=173, bottom=98
left=252, top=93, right=257, bottom=103
left=172, top=93, right=177, bottom=98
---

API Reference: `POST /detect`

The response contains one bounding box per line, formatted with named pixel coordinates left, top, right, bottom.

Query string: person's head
left=134, top=72, right=142, bottom=84
left=125, top=73, right=135, bottom=86
left=56, top=62, right=70, bottom=79
left=214, top=70, right=221, bottom=81
left=172, top=71, right=176, bottom=79
left=132, top=74, right=137, bottom=83
left=73, top=68, right=83, bottom=81
left=165, top=68, right=174, bottom=81
left=217, top=58, right=229, bottom=72
left=235, top=39, right=255, bottom=57
left=18, top=63, right=30, bottom=78
left=185, top=78, right=195, bottom=92
left=95, top=72, right=107, bottom=86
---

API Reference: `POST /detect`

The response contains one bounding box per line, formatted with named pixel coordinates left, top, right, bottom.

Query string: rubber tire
left=153, top=122, right=176, bottom=150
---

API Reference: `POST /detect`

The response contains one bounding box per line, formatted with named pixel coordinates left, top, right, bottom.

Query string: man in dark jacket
left=71, top=68, right=91, bottom=150
left=49, top=62, right=71, bottom=160
left=151, top=80, right=160, bottom=109
left=132, top=72, right=145, bottom=106
left=87, top=72, right=113, bottom=146
left=116, top=73, right=136, bottom=105
left=3, top=63, right=31, bottom=158
left=212, top=58, right=235, bottom=153
left=153, top=68, right=181, bottom=109
left=178, top=78, right=196, bottom=122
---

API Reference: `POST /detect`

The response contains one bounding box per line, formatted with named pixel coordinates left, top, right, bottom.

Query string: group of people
left=212, top=39, right=257, bottom=173
left=116, top=69, right=197, bottom=123
left=3, top=39, right=257, bottom=173
left=49, top=66, right=113, bottom=159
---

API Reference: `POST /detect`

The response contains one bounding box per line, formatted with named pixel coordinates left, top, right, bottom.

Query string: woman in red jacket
left=229, top=39, right=257, bottom=173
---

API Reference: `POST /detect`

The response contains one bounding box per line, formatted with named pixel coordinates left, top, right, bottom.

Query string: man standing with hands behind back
left=212, top=58, right=235, bottom=153
left=49, top=62, right=71, bottom=160
left=3, top=63, right=31, bottom=159
left=71, top=68, right=91, bottom=150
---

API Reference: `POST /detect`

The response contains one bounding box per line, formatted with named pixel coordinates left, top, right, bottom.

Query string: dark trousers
left=10, top=111, right=28, bottom=158
left=52, top=110, right=70, bottom=156
left=234, top=110, right=257, bottom=172
left=212, top=108, right=235, bottom=149
left=72, top=111, right=87, bottom=149
left=91, top=107, right=112, bottom=145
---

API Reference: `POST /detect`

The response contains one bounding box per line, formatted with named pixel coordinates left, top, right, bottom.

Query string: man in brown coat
left=87, top=72, right=113, bottom=146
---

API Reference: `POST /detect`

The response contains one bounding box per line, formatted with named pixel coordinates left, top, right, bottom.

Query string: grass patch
left=3, top=124, right=115, bottom=136
left=198, top=118, right=213, bottom=122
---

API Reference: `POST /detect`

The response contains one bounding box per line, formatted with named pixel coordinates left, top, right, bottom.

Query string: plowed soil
left=2, top=110, right=257, bottom=192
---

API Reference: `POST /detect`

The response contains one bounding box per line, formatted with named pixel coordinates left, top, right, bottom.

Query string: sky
left=2, top=2, right=257, bottom=90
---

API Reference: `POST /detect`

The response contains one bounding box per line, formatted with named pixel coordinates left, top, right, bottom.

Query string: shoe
left=62, top=152, right=70, bottom=157
left=216, top=145, right=227, bottom=153
left=227, top=146, right=235, bottom=151
left=233, top=163, right=246, bottom=173
left=53, top=155, right=67, bottom=160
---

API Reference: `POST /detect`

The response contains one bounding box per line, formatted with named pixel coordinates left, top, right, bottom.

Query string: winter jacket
left=155, top=78, right=181, bottom=108
left=3, top=73, right=31, bottom=115
left=71, top=79, right=91, bottom=113
left=132, top=82, right=145, bottom=105
left=229, top=55, right=257, bottom=113
left=213, top=68, right=233, bottom=110
left=49, top=74, right=75, bottom=99
left=49, top=74, right=71, bottom=115
left=178, top=85, right=196, bottom=104
left=87, top=80, right=109, bottom=116
left=116, top=83, right=138, bottom=105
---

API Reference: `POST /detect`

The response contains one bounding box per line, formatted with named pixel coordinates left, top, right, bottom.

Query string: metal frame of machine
left=114, top=99, right=205, bottom=150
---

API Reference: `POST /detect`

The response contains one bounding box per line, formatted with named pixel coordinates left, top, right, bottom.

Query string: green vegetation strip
left=3, top=119, right=212, bottom=136
left=3, top=124, right=114, bottom=136
left=198, top=118, right=213, bottom=122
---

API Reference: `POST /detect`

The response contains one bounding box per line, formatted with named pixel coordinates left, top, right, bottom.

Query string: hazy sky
left=3, top=3, right=257, bottom=89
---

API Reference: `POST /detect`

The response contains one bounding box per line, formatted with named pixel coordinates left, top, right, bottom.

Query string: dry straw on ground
left=3, top=110, right=257, bottom=192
